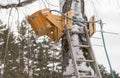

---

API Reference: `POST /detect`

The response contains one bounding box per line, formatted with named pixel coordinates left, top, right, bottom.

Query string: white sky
left=0, top=0, right=120, bottom=75
left=85, top=0, right=120, bottom=74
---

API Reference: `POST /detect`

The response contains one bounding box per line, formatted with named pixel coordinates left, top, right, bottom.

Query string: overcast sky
left=85, top=0, right=120, bottom=74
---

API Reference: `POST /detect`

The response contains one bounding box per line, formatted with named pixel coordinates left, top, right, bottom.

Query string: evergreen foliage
left=99, top=65, right=120, bottom=78
left=0, top=20, right=62, bottom=78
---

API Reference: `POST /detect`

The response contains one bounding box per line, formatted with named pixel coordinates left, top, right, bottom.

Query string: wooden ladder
left=64, top=25, right=102, bottom=78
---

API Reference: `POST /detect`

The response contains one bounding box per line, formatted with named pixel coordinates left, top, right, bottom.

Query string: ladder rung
left=77, top=59, right=95, bottom=62
left=64, top=74, right=96, bottom=78
left=80, top=75, right=95, bottom=78
left=70, top=30, right=84, bottom=34
left=72, top=44, right=90, bottom=48
left=63, top=75, right=75, bottom=77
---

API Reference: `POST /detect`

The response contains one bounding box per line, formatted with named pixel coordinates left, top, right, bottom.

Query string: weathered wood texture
left=61, top=0, right=86, bottom=77
left=61, top=0, right=102, bottom=78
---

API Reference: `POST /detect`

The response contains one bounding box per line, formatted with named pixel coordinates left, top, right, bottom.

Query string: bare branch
left=0, top=0, right=37, bottom=9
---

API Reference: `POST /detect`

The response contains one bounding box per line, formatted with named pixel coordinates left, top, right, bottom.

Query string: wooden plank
left=84, top=26, right=102, bottom=78
left=77, top=59, right=94, bottom=62
left=65, top=25, right=80, bottom=78
left=72, top=44, right=90, bottom=48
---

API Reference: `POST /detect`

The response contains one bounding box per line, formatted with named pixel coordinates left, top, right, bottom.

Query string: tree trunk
left=60, top=0, right=95, bottom=78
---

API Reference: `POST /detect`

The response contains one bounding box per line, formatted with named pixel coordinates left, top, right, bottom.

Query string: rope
left=50, top=10, right=101, bottom=24
left=99, top=20, right=115, bottom=78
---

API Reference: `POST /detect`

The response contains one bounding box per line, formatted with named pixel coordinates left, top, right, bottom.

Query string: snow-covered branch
left=0, top=0, right=36, bottom=9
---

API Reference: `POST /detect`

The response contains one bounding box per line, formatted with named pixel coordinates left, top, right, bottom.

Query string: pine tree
left=0, top=20, right=20, bottom=78
left=99, top=65, right=120, bottom=78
